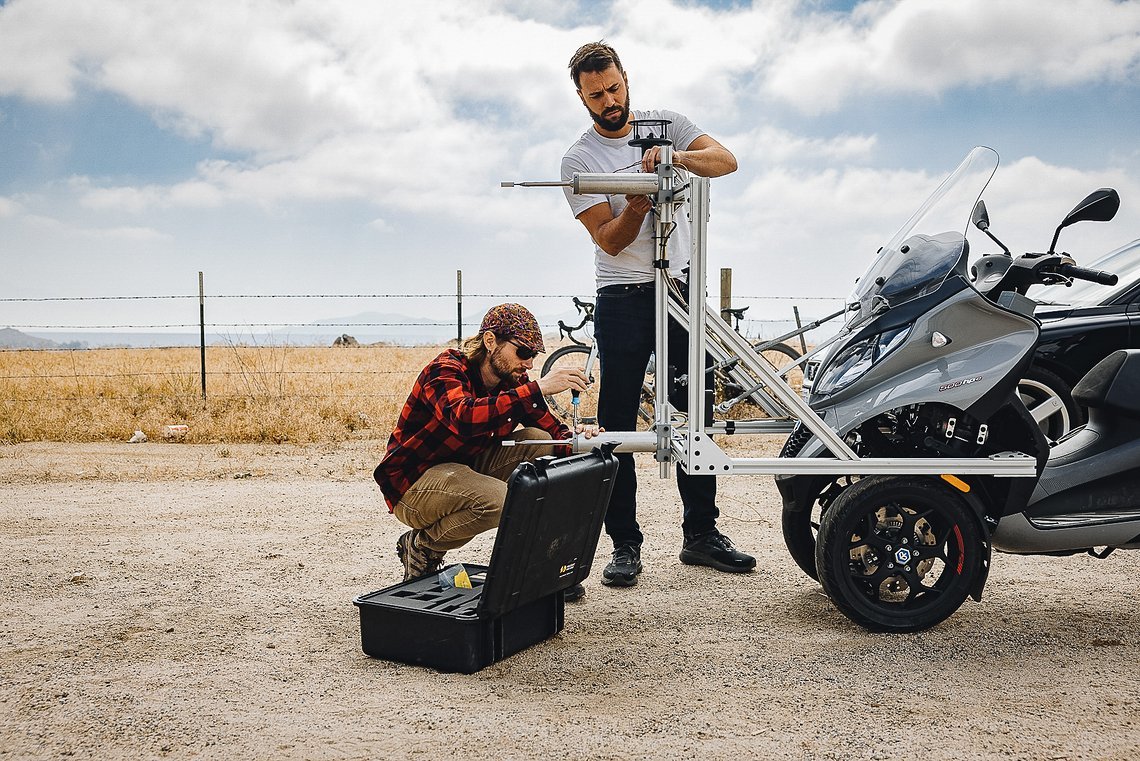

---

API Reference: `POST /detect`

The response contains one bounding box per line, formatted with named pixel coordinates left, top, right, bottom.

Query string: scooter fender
left=944, top=482, right=994, bottom=603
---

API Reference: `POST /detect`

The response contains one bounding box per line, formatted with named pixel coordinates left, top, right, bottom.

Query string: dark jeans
left=593, top=279, right=719, bottom=549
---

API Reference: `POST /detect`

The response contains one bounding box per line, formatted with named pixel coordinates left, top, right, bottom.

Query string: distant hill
left=0, top=327, right=87, bottom=350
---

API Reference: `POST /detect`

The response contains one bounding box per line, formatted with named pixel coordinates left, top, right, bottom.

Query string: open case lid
left=477, top=445, right=617, bottom=618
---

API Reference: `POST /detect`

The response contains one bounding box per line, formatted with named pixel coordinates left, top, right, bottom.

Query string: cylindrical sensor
left=572, top=173, right=660, bottom=195
left=571, top=431, right=658, bottom=453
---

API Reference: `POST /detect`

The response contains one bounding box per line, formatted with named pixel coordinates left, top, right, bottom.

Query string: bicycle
left=711, top=303, right=848, bottom=416
left=539, top=296, right=825, bottom=426
left=540, top=297, right=655, bottom=429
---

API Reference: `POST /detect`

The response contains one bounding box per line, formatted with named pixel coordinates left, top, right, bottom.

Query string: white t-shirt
left=561, top=109, right=705, bottom=288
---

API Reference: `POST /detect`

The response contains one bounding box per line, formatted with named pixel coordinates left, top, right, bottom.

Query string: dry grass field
left=0, top=342, right=798, bottom=444
left=0, top=344, right=445, bottom=445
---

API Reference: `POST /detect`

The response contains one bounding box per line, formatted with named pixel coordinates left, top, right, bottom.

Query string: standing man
left=560, top=41, right=755, bottom=587
left=374, top=303, right=599, bottom=585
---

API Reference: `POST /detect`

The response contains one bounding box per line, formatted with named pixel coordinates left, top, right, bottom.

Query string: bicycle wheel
left=716, top=342, right=805, bottom=418
left=540, top=345, right=653, bottom=430
left=540, top=346, right=601, bottom=425
left=761, top=343, right=803, bottom=396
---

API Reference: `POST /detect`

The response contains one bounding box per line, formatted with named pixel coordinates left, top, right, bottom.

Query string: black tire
left=761, top=343, right=804, bottom=397
left=540, top=345, right=653, bottom=429
left=782, top=504, right=821, bottom=580
left=541, top=346, right=599, bottom=424
left=779, top=424, right=834, bottom=582
left=1019, top=365, right=1084, bottom=440
left=718, top=342, right=804, bottom=414
left=815, top=475, right=983, bottom=633
left=780, top=475, right=858, bottom=582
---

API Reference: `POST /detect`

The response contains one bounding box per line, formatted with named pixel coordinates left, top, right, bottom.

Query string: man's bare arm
left=575, top=196, right=652, bottom=256
left=644, top=135, right=737, bottom=178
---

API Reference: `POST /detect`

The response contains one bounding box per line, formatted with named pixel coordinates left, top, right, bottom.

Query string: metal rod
left=688, top=177, right=710, bottom=443
left=654, top=147, right=675, bottom=478
left=500, top=431, right=657, bottom=453
left=500, top=181, right=571, bottom=188
left=501, top=173, right=660, bottom=196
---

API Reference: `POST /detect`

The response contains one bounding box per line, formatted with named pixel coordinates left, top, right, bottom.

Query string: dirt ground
left=1, top=440, right=1137, bottom=760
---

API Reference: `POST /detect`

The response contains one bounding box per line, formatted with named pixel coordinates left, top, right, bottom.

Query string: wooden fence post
left=719, top=268, right=732, bottom=323
left=793, top=305, right=809, bottom=353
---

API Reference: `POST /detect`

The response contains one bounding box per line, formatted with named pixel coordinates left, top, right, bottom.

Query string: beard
left=589, top=91, right=631, bottom=132
left=488, top=344, right=520, bottom=385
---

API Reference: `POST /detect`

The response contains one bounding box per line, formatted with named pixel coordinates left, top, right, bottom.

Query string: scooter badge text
left=939, top=376, right=983, bottom=392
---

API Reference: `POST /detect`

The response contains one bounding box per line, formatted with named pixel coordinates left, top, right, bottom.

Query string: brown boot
left=396, top=530, right=446, bottom=582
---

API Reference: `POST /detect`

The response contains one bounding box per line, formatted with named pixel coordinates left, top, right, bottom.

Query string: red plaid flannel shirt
left=374, top=349, right=570, bottom=510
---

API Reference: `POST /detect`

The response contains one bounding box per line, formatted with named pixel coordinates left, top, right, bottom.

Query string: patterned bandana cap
left=479, top=303, right=545, bottom=353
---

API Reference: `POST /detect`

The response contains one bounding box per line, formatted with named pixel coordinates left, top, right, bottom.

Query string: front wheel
left=541, top=345, right=600, bottom=424
left=815, top=476, right=984, bottom=633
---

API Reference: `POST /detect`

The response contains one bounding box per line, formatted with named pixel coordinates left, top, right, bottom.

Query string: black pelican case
left=353, top=446, right=617, bottom=673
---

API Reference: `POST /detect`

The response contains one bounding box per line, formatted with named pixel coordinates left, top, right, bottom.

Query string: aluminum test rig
left=502, top=123, right=1038, bottom=483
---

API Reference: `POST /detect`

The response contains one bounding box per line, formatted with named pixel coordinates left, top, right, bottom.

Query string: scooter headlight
left=812, top=325, right=911, bottom=395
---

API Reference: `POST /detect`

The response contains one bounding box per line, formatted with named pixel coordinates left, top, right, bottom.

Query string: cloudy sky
left=2, top=0, right=1140, bottom=339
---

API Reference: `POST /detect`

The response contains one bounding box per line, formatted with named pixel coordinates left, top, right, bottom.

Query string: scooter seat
left=1071, top=350, right=1140, bottom=419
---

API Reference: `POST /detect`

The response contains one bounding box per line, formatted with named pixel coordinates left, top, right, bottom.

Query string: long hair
left=461, top=332, right=489, bottom=364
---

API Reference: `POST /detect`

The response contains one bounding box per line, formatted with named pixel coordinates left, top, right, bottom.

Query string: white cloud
left=0, top=196, right=22, bottom=217
left=707, top=151, right=1140, bottom=319
left=1, top=0, right=1138, bottom=327
left=726, top=125, right=877, bottom=165
left=81, top=225, right=172, bottom=243
left=765, top=0, right=1140, bottom=113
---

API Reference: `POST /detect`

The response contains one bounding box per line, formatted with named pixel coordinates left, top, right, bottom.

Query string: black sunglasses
left=506, top=340, right=537, bottom=360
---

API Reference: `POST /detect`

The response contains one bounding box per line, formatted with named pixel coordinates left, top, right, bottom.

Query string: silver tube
left=654, top=146, right=674, bottom=478
left=572, top=431, right=658, bottom=453
left=500, top=432, right=658, bottom=453
left=573, top=173, right=660, bottom=195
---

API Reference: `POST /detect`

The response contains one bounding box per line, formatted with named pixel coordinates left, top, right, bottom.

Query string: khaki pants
left=392, top=428, right=553, bottom=553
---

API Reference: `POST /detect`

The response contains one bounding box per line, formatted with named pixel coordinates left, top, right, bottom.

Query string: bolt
left=904, top=566, right=912, bottom=572
left=902, top=538, right=909, bottom=545
left=886, top=545, right=893, bottom=551
left=888, top=563, right=895, bottom=569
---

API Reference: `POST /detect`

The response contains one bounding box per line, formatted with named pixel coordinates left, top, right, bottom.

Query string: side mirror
left=972, top=198, right=1011, bottom=256
left=971, top=200, right=990, bottom=231
left=1048, top=188, right=1120, bottom=253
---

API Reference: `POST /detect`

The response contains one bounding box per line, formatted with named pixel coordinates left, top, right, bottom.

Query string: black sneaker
left=563, top=583, right=586, bottom=602
left=679, top=530, right=756, bottom=573
left=601, top=545, right=642, bottom=587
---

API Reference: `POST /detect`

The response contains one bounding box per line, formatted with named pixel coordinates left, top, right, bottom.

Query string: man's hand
left=624, top=194, right=652, bottom=216
left=640, top=135, right=737, bottom=178
left=641, top=145, right=664, bottom=173
left=575, top=424, right=605, bottom=439
left=536, top=366, right=589, bottom=396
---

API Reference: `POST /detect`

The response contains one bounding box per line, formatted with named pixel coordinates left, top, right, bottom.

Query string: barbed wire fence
left=0, top=270, right=845, bottom=409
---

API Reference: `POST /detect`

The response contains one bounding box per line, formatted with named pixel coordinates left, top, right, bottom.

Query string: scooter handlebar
left=1057, top=263, right=1118, bottom=286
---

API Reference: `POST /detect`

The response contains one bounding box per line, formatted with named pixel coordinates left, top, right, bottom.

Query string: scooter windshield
left=846, top=147, right=1000, bottom=328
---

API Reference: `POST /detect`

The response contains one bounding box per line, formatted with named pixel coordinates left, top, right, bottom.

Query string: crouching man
left=374, top=303, right=601, bottom=583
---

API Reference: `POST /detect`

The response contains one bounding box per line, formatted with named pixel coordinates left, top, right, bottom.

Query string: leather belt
left=597, top=282, right=655, bottom=295
left=597, top=269, right=689, bottom=296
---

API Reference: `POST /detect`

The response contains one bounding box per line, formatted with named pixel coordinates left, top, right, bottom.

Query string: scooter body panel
left=814, top=282, right=1039, bottom=439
